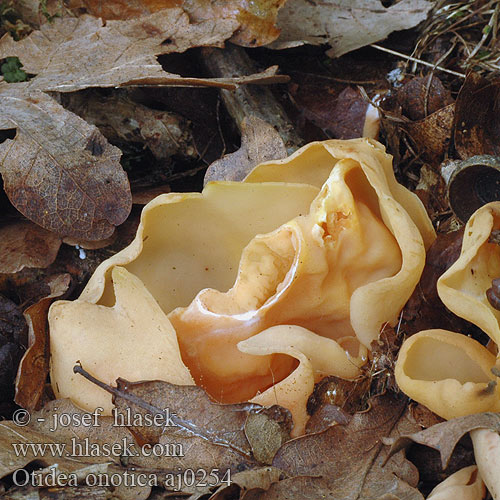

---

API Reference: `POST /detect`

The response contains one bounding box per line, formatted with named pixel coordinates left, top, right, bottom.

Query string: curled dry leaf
left=405, top=104, right=455, bottom=166
left=15, top=273, right=71, bottom=411
left=271, top=0, right=433, bottom=57
left=454, top=72, right=500, bottom=159
left=386, top=412, right=500, bottom=470
left=397, top=76, right=454, bottom=122
left=67, top=0, right=287, bottom=47
left=0, top=221, right=61, bottom=274
left=260, top=394, right=422, bottom=500
left=204, top=116, right=287, bottom=185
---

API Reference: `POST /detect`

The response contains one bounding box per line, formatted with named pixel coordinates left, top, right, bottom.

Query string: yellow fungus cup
left=396, top=203, right=500, bottom=421
left=49, top=138, right=434, bottom=435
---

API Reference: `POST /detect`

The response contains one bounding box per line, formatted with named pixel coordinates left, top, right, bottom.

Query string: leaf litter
left=3, top=1, right=500, bottom=499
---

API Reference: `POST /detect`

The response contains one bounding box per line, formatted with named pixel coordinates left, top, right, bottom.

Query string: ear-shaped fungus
left=427, top=466, right=486, bottom=500
left=396, top=203, right=500, bottom=420
left=49, top=138, right=433, bottom=433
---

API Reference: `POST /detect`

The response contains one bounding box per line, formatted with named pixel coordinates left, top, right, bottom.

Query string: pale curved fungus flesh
left=395, top=329, right=500, bottom=420
left=438, top=202, right=500, bottom=346
left=49, top=138, right=434, bottom=433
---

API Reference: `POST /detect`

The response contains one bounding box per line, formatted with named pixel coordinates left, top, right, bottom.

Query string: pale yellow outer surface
left=438, top=202, right=500, bottom=346
left=49, top=138, right=433, bottom=433
left=427, top=466, right=485, bottom=500
left=395, top=329, right=500, bottom=420
left=50, top=267, right=194, bottom=413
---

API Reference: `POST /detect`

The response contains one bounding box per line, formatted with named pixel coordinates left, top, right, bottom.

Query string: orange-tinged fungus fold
left=49, top=138, right=433, bottom=434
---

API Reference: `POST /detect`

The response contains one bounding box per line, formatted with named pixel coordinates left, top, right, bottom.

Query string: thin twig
left=73, top=364, right=254, bottom=459
left=371, top=44, right=466, bottom=78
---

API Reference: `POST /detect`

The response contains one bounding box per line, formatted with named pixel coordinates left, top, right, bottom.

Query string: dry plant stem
left=73, top=364, right=253, bottom=459
left=370, top=44, right=466, bottom=78
left=201, top=44, right=303, bottom=153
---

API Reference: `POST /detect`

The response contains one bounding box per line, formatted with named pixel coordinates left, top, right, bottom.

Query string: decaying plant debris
left=1, top=0, right=500, bottom=499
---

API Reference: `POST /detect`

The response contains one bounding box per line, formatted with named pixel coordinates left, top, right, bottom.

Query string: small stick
left=370, top=44, right=466, bottom=78
left=73, top=363, right=253, bottom=458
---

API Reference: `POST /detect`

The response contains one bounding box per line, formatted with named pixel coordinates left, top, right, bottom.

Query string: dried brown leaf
left=402, top=229, right=488, bottom=341
left=289, top=84, right=370, bottom=139
left=454, top=72, right=500, bottom=158
left=0, top=89, right=131, bottom=240
left=0, top=11, right=285, bottom=92
left=386, top=413, right=500, bottom=469
left=271, top=0, right=433, bottom=58
left=397, top=76, right=453, bottom=122
left=260, top=394, right=422, bottom=500
left=405, top=104, right=454, bottom=165
left=209, top=467, right=284, bottom=500
left=0, top=221, right=61, bottom=274
left=67, top=0, right=287, bottom=47
left=204, top=116, right=286, bottom=185
left=111, top=378, right=292, bottom=476
left=15, top=274, right=70, bottom=411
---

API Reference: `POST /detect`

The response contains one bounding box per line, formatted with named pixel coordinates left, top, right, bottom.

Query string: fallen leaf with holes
left=67, top=0, right=287, bottom=47
left=15, top=274, right=70, bottom=411
left=453, top=72, right=500, bottom=158
left=386, top=413, right=500, bottom=470
left=257, top=393, right=423, bottom=499
left=271, top=0, right=433, bottom=58
left=204, top=116, right=287, bottom=184
left=0, top=220, right=61, bottom=273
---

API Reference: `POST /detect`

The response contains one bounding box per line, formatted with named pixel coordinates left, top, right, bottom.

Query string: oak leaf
left=261, top=394, right=423, bottom=499
left=272, top=0, right=433, bottom=58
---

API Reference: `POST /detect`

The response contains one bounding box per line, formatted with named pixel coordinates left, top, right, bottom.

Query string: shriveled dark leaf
left=402, top=229, right=487, bottom=341
left=62, top=90, right=196, bottom=161
left=0, top=89, right=131, bottom=240
left=306, top=375, right=370, bottom=421
left=386, top=412, right=500, bottom=469
left=260, top=393, right=422, bottom=500
left=397, top=76, right=453, bottom=122
left=405, top=104, right=454, bottom=165
left=15, top=274, right=70, bottom=411
left=454, top=72, right=500, bottom=158
left=204, top=116, right=286, bottom=185
left=289, top=83, right=371, bottom=140
left=0, top=294, right=27, bottom=405
left=0, top=221, right=61, bottom=273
